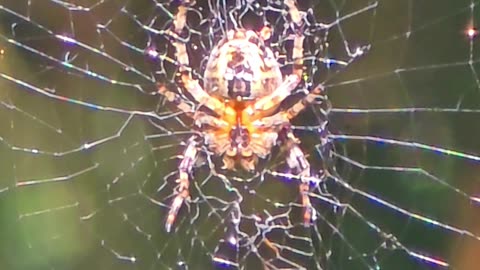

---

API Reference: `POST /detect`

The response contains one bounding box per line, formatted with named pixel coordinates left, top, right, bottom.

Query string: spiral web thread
left=1, top=0, right=480, bottom=269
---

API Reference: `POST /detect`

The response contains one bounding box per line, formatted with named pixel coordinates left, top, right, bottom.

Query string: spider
left=159, top=0, right=323, bottom=232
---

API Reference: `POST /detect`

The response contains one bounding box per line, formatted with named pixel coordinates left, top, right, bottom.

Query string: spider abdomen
left=203, top=29, right=283, bottom=101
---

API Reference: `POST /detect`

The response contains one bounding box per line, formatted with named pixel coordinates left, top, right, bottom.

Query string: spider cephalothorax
left=159, top=0, right=322, bottom=232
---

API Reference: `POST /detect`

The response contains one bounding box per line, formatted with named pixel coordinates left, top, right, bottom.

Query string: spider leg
left=158, top=84, right=235, bottom=134
left=249, top=73, right=325, bottom=167
left=253, top=114, right=317, bottom=227
left=283, top=132, right=316, bottom=227
left=252, top=86, right=326, bottom=226
left=245, top=74, right=301, bottom=116
left=251, top=85, right=324, bottom=130
left=167, top=1, right=234, bottom=118
left=165, top=136, right=198, bottom=232
left=284, top=85, right=325, bottom=120
left=285, top=0, right=305, bottom=78
left=157, top=84, right=195, bottom=115
left=193, top=111, right=229, bottom=129
left=244, top=0, right=305, bottom=117
left=251, top=123, right=316, bottom=227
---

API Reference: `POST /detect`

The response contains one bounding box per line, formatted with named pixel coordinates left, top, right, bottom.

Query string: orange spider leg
left=167, top=1, right=236, bottom=119
left=180, top=74, right=236, bottom=121
left=244, top=0, right=305, bottom=118
left=157, top=84, right=195, bottom=115
left=245, top=74, right=301, bottom=115
left=249, top=85, right=323, bottom=130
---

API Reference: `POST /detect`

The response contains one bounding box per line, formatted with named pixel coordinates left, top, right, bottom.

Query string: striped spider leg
left=252, top=85, right=324, bottom=226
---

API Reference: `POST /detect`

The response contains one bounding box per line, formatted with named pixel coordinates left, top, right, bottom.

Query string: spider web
left=1, top=0, right=480, bottom=269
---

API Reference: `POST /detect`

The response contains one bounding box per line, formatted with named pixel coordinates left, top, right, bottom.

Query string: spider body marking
left=160, top=0, right=321, bottom=233
left=204, top=29, right=282, bottom=101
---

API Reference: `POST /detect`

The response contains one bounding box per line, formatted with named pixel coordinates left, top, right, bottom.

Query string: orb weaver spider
left=159, top=0, right=324, bottom=232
